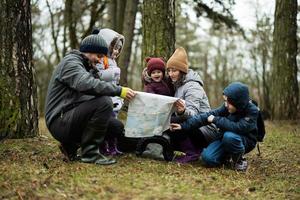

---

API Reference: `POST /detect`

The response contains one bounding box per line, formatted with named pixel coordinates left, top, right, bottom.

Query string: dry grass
left=0, top=120, right=299, bottom=200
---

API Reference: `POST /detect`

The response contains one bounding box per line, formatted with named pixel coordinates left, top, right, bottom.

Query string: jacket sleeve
left=212, top=107, right=258, bottom=135
left=180, top=105, right=228, bottom=130
left=58, top=59, right=122, bottom=97
left=180, top=82, right=210, bottom=118
left=97, top=68, right=115, bottom=82
left=180, top=112, right=209, bottom=130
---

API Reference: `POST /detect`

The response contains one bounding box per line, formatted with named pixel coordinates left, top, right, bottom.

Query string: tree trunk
left=65, top=0, right=78, bottom=49
left=46, top=0, right=61, bottom=61
left=116, top=0, right=127, bottom=34
left=129, top=29, right=142, bottom=89
left=262, top=47, right=271, bottom=114
left=202, top=52, right=210, bottom=98
left=0, top=0, right=38, bottom=138
left=106, top=0, right=117, bottom=30
left=214, top=57, right=221, bottom=106
left=118, top=0, right=139, bottom=86
left=142, top=0, right=175, bottom=62
left=213, top=41, right=222, bottom=105
left=271, top=0, right=299, bottom=119
left=251, top=50, right=262, bottom=104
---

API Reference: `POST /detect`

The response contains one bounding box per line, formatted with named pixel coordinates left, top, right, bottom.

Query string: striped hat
left=79, top=33, right=108, bottom=55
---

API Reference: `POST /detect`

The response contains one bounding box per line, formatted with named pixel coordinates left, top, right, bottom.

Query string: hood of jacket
left=98, top=28, right=125, bottom=58
left=183, top=69, right=204, bottom=86
left=142, top=67, right=152, bottom=84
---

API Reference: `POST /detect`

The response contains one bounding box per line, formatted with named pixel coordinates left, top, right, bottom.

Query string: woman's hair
left=170, top=71, right=186, bottom=89
left=109, top=37, right=118, bottom=53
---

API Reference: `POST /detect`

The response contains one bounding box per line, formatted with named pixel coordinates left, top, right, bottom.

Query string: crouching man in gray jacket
left=45, top=33, right=135, bottom=165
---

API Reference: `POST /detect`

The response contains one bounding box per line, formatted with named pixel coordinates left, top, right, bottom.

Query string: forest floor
left=0, top=119, right=299, bottom=200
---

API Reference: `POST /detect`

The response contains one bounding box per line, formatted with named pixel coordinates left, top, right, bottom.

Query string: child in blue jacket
left=170, top=82, right=258, bottom=171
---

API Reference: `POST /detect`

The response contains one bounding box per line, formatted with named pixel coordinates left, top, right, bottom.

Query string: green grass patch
left=0, top=120, right=299, bottom=199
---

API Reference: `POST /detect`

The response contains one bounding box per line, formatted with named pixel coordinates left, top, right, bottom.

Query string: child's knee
left=93, top=96, right=113, bottom=112
left=222, top=131, right=245, bottom=153
left=223, top=132, right=242, bottom=146
left=201, top=149, right=220, bottom=167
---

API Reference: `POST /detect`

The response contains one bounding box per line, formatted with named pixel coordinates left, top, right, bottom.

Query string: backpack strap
left=257, top=143, right=261, bottom=156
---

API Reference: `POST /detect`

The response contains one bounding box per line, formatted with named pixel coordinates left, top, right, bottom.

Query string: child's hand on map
left=175, top=99, right=185, bottom=115
left=170, top=123, right=182, bottom=131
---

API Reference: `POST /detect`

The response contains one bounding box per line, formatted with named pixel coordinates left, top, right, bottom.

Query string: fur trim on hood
left=98, top=28, right=125, bottom=58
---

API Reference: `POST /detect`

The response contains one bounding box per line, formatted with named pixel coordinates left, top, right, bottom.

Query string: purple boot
left=104, top=138, right=123, bottom=156
left=99, top=140, right=110, bottom=155
left=175, top=137, right=201, bottom=164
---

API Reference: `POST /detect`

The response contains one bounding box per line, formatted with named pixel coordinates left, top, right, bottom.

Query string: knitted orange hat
left=166, top=47, right=188, bottom=73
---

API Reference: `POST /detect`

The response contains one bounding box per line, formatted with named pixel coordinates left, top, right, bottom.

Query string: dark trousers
left=105, top=115, right=124, bottom=141
left=167, top=116, right=208, bottom=151
left=49, top=97, right=124, bottom=149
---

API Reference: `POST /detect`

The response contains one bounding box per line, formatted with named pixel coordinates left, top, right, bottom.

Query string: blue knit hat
left=79, top=32, right=108, bottom=55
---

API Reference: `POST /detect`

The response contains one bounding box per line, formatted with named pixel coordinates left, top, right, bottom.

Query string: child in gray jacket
left=93, top=28, right=125, bottom=155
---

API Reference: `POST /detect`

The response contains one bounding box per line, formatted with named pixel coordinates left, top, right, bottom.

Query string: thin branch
left=81, top=0, right=107, bottom=39
left=46, top=0, right=61, bottom=61
left=193, top=1, right=245, bottom=38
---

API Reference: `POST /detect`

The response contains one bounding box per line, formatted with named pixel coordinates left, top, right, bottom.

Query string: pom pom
left=145, top=57, right=151, bottom=63
left=91, top=28, right=100, bottom=34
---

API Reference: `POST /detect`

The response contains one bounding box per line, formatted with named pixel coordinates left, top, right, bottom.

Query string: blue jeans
left=201, top=131, right=246, bottom=167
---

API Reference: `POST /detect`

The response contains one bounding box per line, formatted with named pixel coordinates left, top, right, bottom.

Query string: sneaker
left=234, top=158, right=248, bottom=171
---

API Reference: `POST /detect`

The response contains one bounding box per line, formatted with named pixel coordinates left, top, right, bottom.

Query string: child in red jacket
left=142, top=57, right=174, bottom=97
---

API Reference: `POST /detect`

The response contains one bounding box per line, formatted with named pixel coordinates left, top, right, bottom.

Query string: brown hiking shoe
left=59, top=144, right=80, bottom=162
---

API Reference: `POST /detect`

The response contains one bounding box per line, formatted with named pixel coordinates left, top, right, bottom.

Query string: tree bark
left=106, top=0, right=117, bottom=29
left=129, top=29, right=142, bottom=89
left=116, top=0, right=127, bottom=34
left=261, top=47, right=271, bottom=114
left=65, top=0, right=78, bottom=49
left=271, top=0, right=299, bottom=119
left=142, top=0, right=175, bottom=62
left=202, top=52, right=210, bottom=98
left=118, top=0, right=139, bottom=86
left=46, top=0, right=61, bottom=61
left=0, top=0, right=38, bottom=138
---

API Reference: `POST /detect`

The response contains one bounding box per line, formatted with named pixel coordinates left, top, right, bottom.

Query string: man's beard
left=88, top=59, right=99, bottom=69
